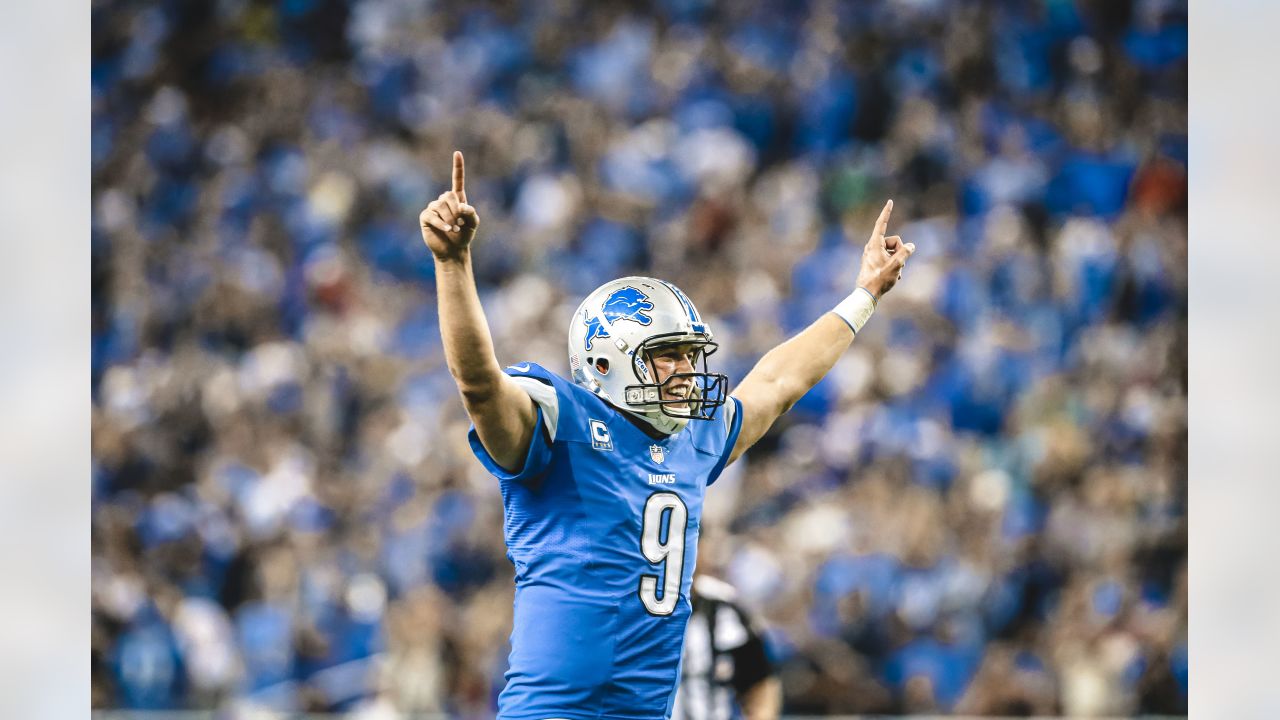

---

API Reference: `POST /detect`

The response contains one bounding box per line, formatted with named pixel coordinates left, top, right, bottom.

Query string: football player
left=419, top=151, right=913, bottom=719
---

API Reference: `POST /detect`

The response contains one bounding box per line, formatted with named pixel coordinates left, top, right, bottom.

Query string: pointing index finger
left=874, top=199, right=893, bottom=241
left=452, top=150, right=466, bottom=202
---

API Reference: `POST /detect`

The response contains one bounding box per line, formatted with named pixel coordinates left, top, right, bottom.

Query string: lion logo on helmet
left=583, top=286, right=654, bottom=351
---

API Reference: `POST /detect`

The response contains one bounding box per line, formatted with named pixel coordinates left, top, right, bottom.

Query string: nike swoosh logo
left=509, top=364, right=531, bottom=373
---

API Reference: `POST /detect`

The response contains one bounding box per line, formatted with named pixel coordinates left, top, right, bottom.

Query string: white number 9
left=638, top=492, right=689, bottom=616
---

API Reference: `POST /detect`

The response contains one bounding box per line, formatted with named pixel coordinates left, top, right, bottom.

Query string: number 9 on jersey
left=638, top=492, right=689, bottom=616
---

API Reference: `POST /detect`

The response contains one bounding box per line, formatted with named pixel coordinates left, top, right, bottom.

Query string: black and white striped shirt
left=671, top=576, right=776, bottom=720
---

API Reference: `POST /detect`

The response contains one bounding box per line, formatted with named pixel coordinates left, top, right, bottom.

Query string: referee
left=671, top=575, right=782, bottom=720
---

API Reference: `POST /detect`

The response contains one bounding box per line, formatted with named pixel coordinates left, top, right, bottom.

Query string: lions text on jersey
left=468, top=362, right=742, bottom=720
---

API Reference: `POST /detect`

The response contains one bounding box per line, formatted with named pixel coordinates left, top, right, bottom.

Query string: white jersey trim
left=511, top=375, right=561, bottom=442
left=722, top=395, right=737, bottom=435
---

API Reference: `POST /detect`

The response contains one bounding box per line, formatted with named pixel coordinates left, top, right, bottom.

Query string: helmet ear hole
left=595, top=357, right=610, bottom=375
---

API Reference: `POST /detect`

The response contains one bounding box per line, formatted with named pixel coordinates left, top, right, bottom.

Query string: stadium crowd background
left=91, top=0, right=1187, bottom=715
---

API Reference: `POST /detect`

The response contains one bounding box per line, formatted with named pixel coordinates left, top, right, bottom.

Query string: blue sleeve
left=467, top=403, right=554, bottom=485
left=466, top=361, right=569, bottom=485
left=707, top=396, right=743, bottom=487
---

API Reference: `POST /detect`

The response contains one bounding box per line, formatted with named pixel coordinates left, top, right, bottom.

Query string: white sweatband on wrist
left=831, top=287, right=877, bottom=334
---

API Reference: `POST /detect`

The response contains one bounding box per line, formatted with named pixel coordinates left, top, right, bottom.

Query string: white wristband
left=832, top=287, right=877, bottom=334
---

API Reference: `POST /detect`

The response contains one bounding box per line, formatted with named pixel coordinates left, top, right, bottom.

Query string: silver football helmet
left=566, top=277, right=728, bottom=434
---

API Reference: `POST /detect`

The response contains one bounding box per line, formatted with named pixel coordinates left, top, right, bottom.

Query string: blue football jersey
left=467, top=362, right=743, bottom=720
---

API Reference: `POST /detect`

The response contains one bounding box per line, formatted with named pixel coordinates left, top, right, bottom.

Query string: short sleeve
left=465, top=362, right=565, bottom=484
left=467, top=403, right=554, bottom=484
left=706, top=396, right=743, bottom=487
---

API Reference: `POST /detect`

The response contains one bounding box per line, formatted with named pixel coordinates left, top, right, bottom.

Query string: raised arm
left=727, top=200, right=914, bottom=465
left=421, top=151, right=538, bottom=473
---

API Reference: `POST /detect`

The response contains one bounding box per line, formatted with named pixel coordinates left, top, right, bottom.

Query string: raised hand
left=855, top=199, right=915, bottom=299
left=420, top=151, right=480, bottom=261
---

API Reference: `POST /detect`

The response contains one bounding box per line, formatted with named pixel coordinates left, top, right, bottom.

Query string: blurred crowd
left=91, top=0, right=1187, bottom=715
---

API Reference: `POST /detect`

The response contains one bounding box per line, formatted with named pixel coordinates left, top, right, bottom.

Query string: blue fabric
left=468, top=401, right=554, bottom=485
left=706, top=396, right=743, bottom=487
left=468, top=363, right=738, bottom=719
